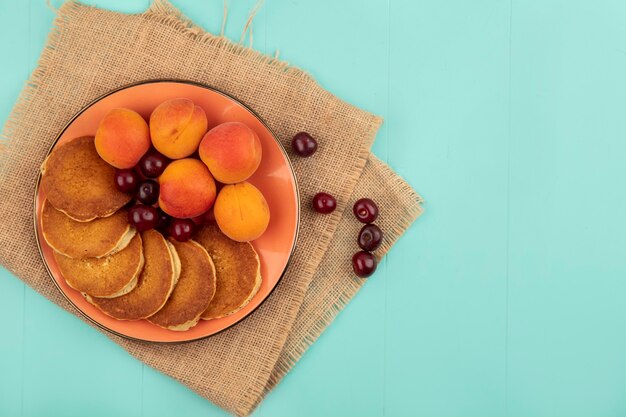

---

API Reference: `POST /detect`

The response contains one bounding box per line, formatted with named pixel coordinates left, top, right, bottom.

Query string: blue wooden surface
left=2, top=1, right=626, bottom=416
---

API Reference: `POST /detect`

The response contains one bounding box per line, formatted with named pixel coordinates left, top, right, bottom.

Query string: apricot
left=199, top=122, right=262, bottom=184
left=158, top=158, right=216, bottom=219
left=214, top=182, right=270, bottom=242
left=150, top=98, right=208, bottom=159
left=95, top=108, right=150, bottom=169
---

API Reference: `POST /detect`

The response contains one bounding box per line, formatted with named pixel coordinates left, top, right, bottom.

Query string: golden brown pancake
left=40, top=136, right=132, bottom=222
left=54, top=233, right=143, bottom=298
left=86, top=230, right=180, bottom=320
left=194, top=224, right=262, bottom=320
left=148, top=239, right=216, bottom=331
left=41, top=199, right=135, bottom=259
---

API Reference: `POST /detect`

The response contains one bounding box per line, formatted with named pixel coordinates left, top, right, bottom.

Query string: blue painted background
left=2, top=1, right=626, bottom=416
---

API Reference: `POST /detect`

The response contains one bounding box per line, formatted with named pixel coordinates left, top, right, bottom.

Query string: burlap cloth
left=0, top=1, right=423, bottom=415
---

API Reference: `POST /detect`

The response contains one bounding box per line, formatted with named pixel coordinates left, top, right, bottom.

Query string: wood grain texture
left=2, top=0, right=626, bottom=416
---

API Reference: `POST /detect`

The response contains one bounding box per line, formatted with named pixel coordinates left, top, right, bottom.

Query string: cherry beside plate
left=34, top=80, right=299, bottom=343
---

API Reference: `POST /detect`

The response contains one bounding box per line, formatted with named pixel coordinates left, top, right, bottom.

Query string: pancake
left=54, top=233, right=143, bottom=298
left=86, top=230, right=180, bottom=320
left=41, top=199, right=135, bottom=259
left=194, top=224, right=262, bottom=320
left=40, top=136, right=132, bottom=222
left=148, top=239, right=216, bottom=331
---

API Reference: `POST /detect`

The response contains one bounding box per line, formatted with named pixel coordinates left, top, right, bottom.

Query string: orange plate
left=34, top=80, right=299, bottom=343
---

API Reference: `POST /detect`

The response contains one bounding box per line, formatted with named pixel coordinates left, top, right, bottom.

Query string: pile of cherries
left=292, top=132, right=383, bottom=278
left=351, top=198, right=382, bottom=278
left=114, top=150, right=196, bottom=242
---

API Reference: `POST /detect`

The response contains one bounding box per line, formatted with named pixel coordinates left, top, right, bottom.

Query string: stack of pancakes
left=40, top=136, right=262, bottom=331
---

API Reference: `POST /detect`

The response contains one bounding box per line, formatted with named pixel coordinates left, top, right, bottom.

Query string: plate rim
left=33, top=79, right=300, bottom=344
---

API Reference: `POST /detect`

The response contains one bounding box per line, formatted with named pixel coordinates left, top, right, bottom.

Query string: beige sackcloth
left=0, top=1, right=423, bottom=415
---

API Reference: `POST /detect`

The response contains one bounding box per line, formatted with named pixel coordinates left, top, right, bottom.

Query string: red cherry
left=168, top=218, right=196, bottom=242
left=114, top=169, right=139, bottom=193
left=358, top=224, right=383, bottom=251
left=353, top=198, right=378, bottom=223
left=128, top=205, right=158, bottom=232
left=312, top=192, right=337, bottom=214
left=155, top=208, right=171, bottom=233
left=138, top=150, right=169, bottom=178
left=136, top=180, right=159, bottom=205
left=292, top=132, right=318, bottom=157
left=352, top=251, right=377, bottom=278
left=192, top=208, right=215, bottom=225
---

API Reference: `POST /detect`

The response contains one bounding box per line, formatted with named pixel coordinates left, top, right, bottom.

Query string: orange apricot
left=150, top=98, right=208, bottom=159
left=213, top=182, right=270, bottom=242
left=95, top=108, right=150, bottom=169
left=199, top=122, right=262, bottom=184
left=158, top=158, right=216, bottom=218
